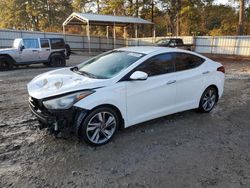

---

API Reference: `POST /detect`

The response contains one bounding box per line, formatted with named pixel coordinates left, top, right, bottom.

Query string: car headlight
left=43, top=90, right=94, bottom=110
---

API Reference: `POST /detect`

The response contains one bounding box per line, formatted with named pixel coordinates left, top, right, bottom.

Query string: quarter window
left=174, top=53, right=204, bottom=71
left=136, top=53, right=175, bottom=76
left=50, top=39, right=65, bottom=49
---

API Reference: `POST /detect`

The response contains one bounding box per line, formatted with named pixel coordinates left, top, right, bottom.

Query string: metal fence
left=0, top=29, right=126, bottom=51
left=1, top=29, right=250, bottom=56
left=128, top=36, right=250, bottom=56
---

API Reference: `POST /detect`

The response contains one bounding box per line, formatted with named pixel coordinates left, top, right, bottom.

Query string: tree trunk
left=176, top=0, right=181, bottom=36
left=238, top=0, right=245, bottom=35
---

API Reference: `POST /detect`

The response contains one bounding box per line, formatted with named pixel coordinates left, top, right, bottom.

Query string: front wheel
left=0, top=56, right=13, bottom=71
left=78, top=107, right=119, bottom=146
left=198, top=87, right=218, bottom=113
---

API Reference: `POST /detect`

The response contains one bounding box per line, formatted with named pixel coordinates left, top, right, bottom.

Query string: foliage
left=0, top=0, right=249, bottom=35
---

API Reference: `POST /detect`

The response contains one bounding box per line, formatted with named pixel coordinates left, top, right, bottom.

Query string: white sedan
left=27, top=47, right=225, bottom=146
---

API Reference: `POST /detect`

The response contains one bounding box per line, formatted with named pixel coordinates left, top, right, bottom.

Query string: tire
left=50, top=53, right=66, bottom=67
left=0, top=56, right=14, bottom=71
left=65, top=44, right=71, bottom=57
left=43, top=62, right=50, bottom=67
left=198, top=86, right=218, bottom=113
left=78, top=107, right=119, bottom=146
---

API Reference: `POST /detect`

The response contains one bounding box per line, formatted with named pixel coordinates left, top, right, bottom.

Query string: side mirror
left=130, top=71, right=148, bottom=81
left=20, top=45, right=25, bottom=51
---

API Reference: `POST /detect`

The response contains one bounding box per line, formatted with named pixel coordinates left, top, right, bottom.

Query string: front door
left=20, top=39, right=40, bottom=63
left=125, top=53, right=177, bottom=126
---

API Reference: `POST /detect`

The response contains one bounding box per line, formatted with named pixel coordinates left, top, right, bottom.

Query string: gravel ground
left=0, top=53, right=250, bottom=188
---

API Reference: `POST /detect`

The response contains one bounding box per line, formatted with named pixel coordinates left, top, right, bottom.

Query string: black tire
left=0, top=56, right=14, bottom=71
left=65, top=44, right=71, bottom=57
left=50, top=53, right=66, bottom=67
left=198, top=86, right=218, bottom=113
left=78, top=107, right=119, bottom=146
left=43, top=62, right=50, bottom=67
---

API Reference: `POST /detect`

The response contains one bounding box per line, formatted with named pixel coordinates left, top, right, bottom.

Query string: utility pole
left=238, top=0, right=245, bottom=35
left=151, top=0, right=156, bottom=36
left=136, top=0, right=139, bottom=17
left=176, top=0, right=181, bottom=36
left=97, top=0, right=100, bottom=14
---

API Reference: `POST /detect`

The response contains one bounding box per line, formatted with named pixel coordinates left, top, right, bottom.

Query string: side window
left=40, top=39, right=50, bottom=48
left=50, top=39, right=65, bottom=49
left=176, top=39, right=183, bottom=45
left=175, top=53, right=204, bottom=71
left=23, top=39, right=39, bottom=49
left=136, top=53, right=175, bottom=77
left=169, top=40, right=176, bottom=46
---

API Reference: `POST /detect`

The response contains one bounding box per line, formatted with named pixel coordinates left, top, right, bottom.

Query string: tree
left=238, top=0, right=245, bottom=35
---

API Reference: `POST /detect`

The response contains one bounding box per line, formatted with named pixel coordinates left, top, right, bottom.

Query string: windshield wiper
left=71, top=67, right=98, bottom=78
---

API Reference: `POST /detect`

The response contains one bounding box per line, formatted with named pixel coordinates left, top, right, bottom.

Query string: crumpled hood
left=27, top=68, right=109, bottom=99
left=0, top=48, right=18, bottom=54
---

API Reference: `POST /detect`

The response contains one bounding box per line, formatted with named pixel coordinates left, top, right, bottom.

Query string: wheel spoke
left=98, top=112, right=105, bottom=122
left=91, top=129, right=100, bottom=142
left=105, top=116, right=115, bottom=128
left=87, top=126, right=97, bottom=131
left=211, top=95, right=216, bottom=101
left=102, top=129, right=112, bottom=138
left=203, top=100, right=208, bottom=109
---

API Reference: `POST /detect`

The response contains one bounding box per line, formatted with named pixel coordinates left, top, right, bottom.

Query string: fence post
left=210, top=36, right=215, bottom=54
left=233, top=36, right=238, bottom=56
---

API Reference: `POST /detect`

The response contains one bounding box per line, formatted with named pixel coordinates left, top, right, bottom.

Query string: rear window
left=50, top=39, right=65, bottom=49
left=175, top=52, right=205, bottom=71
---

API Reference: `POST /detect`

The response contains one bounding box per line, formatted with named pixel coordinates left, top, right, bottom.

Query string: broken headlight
left=43, top=90, right=94, bottom=110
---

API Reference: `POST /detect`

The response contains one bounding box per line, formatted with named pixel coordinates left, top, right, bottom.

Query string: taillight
left=217, top=66, right=225, bottom=74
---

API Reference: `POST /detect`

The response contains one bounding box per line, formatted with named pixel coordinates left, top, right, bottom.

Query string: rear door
left=39, top=39, right=50, bottom=61
left=173, top=52, right=205, bottom=110
left=125, top=53, right=177, bottom=126
left=20, top=39, right=40, bottom=63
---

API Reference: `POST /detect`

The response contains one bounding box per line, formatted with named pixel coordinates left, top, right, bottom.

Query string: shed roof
left=63, top=12, right=154, bottom=26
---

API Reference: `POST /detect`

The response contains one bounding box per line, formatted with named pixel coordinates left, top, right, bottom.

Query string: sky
left=215, top=0, right=229, bottom=4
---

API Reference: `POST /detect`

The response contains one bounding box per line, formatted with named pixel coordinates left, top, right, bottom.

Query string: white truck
left=0, top=38, right=71, bottom=71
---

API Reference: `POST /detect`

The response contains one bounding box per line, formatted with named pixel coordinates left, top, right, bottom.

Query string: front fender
left=73, top=82, right=127, bottom=126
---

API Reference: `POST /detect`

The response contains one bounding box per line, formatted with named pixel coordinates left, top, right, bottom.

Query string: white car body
left=28, top=47, right=224, bottom=129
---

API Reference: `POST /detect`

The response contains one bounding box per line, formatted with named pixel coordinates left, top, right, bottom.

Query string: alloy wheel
left=202, top=88, right=217, bottom=111
left=86, top=111, right=117, bottom=145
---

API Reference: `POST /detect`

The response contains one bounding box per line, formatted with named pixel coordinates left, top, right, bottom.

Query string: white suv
left=28, top=47, right=225, bottom=146
left=0, top=38, right=70, bottom=70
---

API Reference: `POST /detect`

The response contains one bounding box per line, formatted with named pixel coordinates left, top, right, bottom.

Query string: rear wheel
left=79, top=107, right=119, bottom=146
left=0, top=56, right=13, bottom=71
left=198, top=86, right=218, bottom=113
left=50, top=54, right=66, bottom=67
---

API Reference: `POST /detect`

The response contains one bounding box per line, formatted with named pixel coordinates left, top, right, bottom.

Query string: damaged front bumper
left=28, top=96, right=84, bottom=132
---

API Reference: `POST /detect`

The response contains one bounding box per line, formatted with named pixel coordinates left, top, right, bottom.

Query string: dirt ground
left=0, top=53, right=250, bottom=188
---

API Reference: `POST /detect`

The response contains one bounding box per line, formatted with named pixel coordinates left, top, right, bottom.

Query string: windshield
left=13, top=39, right=22, bottom=49
left=75, top=50, right=144, bottom=79
left=156, top=39, right=170, bottom=45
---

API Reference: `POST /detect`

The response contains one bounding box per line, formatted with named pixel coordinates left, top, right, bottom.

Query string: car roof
left=118, top=46, right=191, bottom=55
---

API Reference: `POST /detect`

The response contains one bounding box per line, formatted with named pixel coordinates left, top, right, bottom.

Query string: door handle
left=46, top=49, right=50, bottom=51
left=202, top=71, right=210, bottom=74
left=32, top=50, right=38, bottom=52
left=166, top=80, right=176, bottom=85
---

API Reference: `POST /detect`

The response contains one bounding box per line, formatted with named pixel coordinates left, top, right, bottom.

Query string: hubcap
left=202, top=89, right=216, bottom=111
left=86, top=111, right=116, bottom=144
